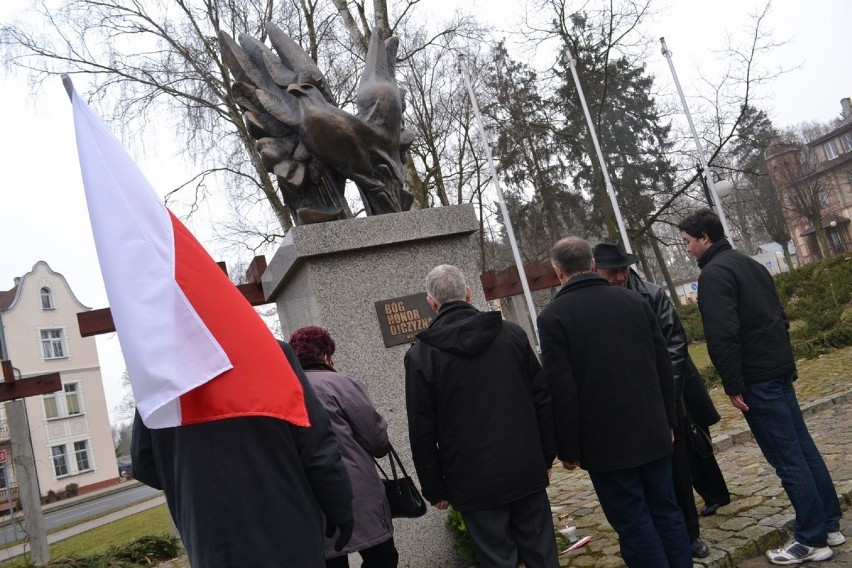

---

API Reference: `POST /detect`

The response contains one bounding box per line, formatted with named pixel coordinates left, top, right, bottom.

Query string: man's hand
left=671, top=429, right=675, bottom=443
left=325, top=517, right=354, bottom=551
left=729, top=394, right=749, bottom=412
left=562, top=460, right=579, bottom=470
left=434, top=500, right=450, bottom=510
left=547, top=468, right=553, bottom=480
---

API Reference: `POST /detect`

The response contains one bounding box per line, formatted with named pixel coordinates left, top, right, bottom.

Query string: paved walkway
left=547, top=346, right=852, bottom=567
left=0, top=480, right=165, bottom=563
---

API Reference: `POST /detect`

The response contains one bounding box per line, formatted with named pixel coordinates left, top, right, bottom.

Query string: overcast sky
left=1, top=0, right=849, bottom=423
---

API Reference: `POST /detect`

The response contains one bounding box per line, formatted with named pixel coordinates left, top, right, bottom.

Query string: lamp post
left=660, top=37, right=735, bottom=246
left=696, top=165, right=734, bottom=207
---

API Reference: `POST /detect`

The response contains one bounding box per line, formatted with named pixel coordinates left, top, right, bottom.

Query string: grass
left=0, top=504, right=172, bottom=566
left=688, top=341, right=711, bottom=370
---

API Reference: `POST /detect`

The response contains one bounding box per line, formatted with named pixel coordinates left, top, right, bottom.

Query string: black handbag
left=685, top=409, right=714, bottom=458
left=374, top=445, right=427, bottom=518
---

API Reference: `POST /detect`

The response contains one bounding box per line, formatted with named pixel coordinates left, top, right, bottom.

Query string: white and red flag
left=63, top=76, right=309, bottom=429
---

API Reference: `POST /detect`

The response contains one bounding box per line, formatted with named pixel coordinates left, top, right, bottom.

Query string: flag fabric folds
left=64, top=76, right=309, bottom=429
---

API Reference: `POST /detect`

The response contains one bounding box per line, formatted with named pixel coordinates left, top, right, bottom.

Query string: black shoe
left=691, top=538, right=710, bottom=558
left=699, top=499, right=730, bottom=516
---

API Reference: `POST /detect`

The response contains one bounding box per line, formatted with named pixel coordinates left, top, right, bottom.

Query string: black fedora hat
left=593, top=240, right=638, bottom=268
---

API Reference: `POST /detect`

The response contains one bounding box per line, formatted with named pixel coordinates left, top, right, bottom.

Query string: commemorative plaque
left=375, top=293, right=437, bottom=347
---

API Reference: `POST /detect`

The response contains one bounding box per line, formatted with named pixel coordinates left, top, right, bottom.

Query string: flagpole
left=659, top=38, right=735, bottom=245
left=565, top=55, right=634, bottom=253
left=457, top=55, right=540, bottom=350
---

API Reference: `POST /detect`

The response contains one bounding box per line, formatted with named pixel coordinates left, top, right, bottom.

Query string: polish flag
left=63, top=76, right=309, bottom=429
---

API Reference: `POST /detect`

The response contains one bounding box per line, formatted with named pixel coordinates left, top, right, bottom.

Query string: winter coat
left=302, top=363, right=394, bottom=558
left=626, top=270, right=721, bottom=426
left=404, top=301, right=555, bottom=512
left=131, top=343, right=353, bottom=568
left=537, top=273, right=676, bottom=472
left=697, top=239, right=796, bottom=395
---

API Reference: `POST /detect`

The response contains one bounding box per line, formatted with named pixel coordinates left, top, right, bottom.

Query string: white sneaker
left=766, top=539, right=833, bottom=565
left=827, top=531, right=846, bottom=546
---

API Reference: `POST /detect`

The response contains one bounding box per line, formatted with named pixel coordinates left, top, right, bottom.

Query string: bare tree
left=774, top=145, right=834, bottom=259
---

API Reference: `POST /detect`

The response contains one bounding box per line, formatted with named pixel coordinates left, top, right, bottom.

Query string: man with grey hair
left=405, top=264, right=558, bottom=568
left=538, top=237, right=692, bottom=568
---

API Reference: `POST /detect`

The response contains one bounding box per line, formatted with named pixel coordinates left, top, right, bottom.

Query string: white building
left=0, top=261, right=119, bottom=503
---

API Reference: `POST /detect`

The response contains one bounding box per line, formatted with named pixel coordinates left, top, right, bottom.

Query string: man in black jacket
left=679, top=208, right=844, bottom=565
left=594, top=241, right=727, bottom=558
left=538, top=237, right=691, bottom=568
left=405, top=264, right=558, bottom=568
left=132, top=342, right=354, bottom=567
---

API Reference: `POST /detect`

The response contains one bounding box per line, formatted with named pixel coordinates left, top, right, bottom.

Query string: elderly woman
left=290, top=326, right=399, bottom=568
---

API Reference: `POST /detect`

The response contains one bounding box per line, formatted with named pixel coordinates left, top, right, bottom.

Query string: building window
left=841, top=132, right=852, bottom=153
left=824, top=141, right=839, bottom=160
left=64, top=383, right=81, bottom=415
left=40, top=329, right=66, bottom=359
left=43, top=394, right=59, bottom=419
left=0, top=462, right=7, bottom=489
left=51, top=445, right=68, bottom=477
left=73, top=441, right=90, bottom=471
left=40, top=287, right=54, bottom=310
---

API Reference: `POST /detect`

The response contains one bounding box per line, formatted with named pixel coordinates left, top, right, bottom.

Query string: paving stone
left=545, top=346, right=852, bottom=568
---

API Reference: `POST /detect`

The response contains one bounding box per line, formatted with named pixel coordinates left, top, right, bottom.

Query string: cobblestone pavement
left=547, top=347, right=852, bottom=568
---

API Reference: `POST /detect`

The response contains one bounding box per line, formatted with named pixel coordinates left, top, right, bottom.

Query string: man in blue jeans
left=679, top=209, right=844, bottom=565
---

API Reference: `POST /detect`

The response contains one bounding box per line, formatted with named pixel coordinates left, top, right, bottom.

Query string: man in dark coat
left=593, top=240, right=728, bottom=557
left=405, top=264, right=558, bottom=568
left=132, top=342, right=354, bottom=567
left=538, top=237, right=691, bottom=568
left=679, top=209, right=843, bottom=565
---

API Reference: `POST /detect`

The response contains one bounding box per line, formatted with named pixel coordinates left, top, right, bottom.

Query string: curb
left=709, top=387, right=852, bottom=454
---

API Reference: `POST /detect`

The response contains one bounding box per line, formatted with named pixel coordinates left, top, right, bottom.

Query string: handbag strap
left=373, top=444, right=409, bottom=481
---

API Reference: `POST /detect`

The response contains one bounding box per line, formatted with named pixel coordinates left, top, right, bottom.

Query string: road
left=0, top=484, right=162, bottom=546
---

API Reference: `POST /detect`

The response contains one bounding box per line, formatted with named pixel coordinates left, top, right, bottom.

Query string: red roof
left=0, top=287, right=17, bottom=312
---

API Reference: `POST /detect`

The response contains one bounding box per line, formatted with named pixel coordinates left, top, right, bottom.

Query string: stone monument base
left=263, top=204, right=486, bottom=567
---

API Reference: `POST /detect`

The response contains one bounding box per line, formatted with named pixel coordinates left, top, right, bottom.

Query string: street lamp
left=696, top=165, right=733, bottom=206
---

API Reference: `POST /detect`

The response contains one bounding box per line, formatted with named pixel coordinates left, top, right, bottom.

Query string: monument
left=219, top=24, right=486, bottom=566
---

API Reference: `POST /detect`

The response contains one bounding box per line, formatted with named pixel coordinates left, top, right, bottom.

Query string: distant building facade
left=764, top=98, right=852, bottom=263
left=0, top=261, right=119, bottom=504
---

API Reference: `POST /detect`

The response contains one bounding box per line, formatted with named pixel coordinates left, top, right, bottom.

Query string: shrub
left=677, top=303, right=704, bottom=342
left=46, top=490, right=58, bottom=504
left=65, top=483, right=79, bottom=497
left=41, top=535, right=179, bottom=567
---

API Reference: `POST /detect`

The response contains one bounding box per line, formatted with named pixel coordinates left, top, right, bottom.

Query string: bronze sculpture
left=219, top=23, right=414, bottom=225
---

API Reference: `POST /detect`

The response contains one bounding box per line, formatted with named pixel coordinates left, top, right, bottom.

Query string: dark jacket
left=131, top=343, right=353, bottom=568
left=302, top=363, right=393, bottom=558
left=626, top=270, right=720, bottom=426
left=697, top=239, right=796, bottom=395
left=537, top=273, right=675, bottom=472
left=404, top=301, right=555, bottom=512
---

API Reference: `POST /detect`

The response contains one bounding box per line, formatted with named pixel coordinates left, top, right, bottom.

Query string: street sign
left=0, top=450, right=5, bottom=463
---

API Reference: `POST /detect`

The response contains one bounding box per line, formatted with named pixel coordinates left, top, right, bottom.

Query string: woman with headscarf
left=290, top=326, right=399, bottom=568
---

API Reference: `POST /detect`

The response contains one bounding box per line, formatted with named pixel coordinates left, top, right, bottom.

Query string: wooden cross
left=0, top=360, right=61, bottom=402
left=77, top=256, right=270, bottom=337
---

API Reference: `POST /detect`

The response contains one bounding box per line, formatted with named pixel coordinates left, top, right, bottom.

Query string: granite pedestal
left=263, top=204, right=486, bottom=568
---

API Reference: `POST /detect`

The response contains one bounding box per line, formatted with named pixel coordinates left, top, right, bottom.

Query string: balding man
left=404, top=264, right=558, bottom=568
left=537, top=237, right=691, bottom=568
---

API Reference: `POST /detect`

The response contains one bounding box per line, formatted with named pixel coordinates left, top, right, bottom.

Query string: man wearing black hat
left=539, top=237, right=692, bottom=568
left=593, top=241, right=728, bottom=559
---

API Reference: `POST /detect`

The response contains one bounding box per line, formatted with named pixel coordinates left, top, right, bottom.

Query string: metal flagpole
left=565, top=55, right=634, bottom=253
left=457, top=54, right=541, bottom=349
left=659, top=37, right=735, bottom=245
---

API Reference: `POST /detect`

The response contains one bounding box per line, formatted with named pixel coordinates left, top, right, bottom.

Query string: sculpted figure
left=219, top=23, right=414, bottom=225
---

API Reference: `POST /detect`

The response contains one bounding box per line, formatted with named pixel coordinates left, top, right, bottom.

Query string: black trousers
left=325, top=538, right=398, bottom=568
left=461, top=489, right=559, bottom=568
left=672, top=416, right=700, bottom=540
left=590, top=456, right=693, bottom=568
left=684, top=422, right=730, bottom=506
